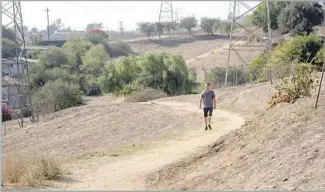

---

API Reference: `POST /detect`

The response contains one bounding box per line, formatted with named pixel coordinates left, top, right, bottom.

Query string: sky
left=2, top=1, right=259, bottom=31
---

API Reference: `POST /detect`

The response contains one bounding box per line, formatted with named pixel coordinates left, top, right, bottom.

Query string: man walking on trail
left=199, top=82, right=216, bottom=131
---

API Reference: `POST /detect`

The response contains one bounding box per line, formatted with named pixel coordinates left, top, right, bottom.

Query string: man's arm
left=213, top=92, right=216, bottom=109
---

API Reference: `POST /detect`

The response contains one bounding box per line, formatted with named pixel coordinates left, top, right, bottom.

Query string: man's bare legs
left=208, top=116, right=212, bottom=126
left=204, top=117, right=208, bottom=126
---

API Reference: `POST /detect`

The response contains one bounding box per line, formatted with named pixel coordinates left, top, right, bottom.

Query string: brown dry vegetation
left=146, top=79, right=325, bottom=190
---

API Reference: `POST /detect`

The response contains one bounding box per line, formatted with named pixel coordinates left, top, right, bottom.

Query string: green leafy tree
left=2, top=26, right=16, bottom=41
left=29, top=34, right=43, bottom=45
left=220, top=21, right=232, bottom=36
left=180, top=17, right=197, bottom=35
left=251, top=1, right=290, bottom=32
left=278, top=2, right=324, bottom=35
left=82, top=44, right=108, bottom=76
left=38, top=47, right=70, bottom=69
left=155, top=22, right=164, bottom=38
left=1, top=38, right=17, bottom=58
left=200, top=17, right=217, bottom=35
left=63, top=37, right=90, bottom=73
left=162, top=22, right=177, bottom=37
left=32, top=79, right=83, bottom=111
left=137, top=22, right=155, bottom=39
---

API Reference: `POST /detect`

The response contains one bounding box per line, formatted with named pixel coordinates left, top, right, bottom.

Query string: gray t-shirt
left=201, top=90, right=215, bottom=108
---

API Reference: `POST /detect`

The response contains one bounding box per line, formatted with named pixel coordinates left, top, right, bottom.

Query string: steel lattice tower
left=224, top=0, right=273, bottom=87
left=2, top=1, right=33, bottom=127
left=158, top=1, right=173, bottom=23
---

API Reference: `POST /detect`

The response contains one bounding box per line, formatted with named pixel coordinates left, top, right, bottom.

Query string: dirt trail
left=60, top=101, right=245, bottom=190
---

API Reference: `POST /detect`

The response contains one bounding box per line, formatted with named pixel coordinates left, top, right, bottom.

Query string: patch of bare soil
left=146, top=81, right=325, bottom=190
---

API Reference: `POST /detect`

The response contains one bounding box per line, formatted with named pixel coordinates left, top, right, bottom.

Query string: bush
left=2, top=153, right=63, bottom=186
left=82, top=44, right=108, bottom=76
left=99, top=52, right=195, bottom=96
left=247, top=53, right=268, bottom=82
left=2, top=38, right=17, bottom=58
left=124, top=88, right=167, bottom=102
left=315, top=47, right=324, bottom=67
left=39, top=47, right=70, bottom=69
left=27, top=49, right=41, bottom=59
left=28, top=64, right=78, bottom=90
left=268, top=63, right=316, bottom=108
left=32, top=79, right=83, bottom=111
left=104, top=42, right=134, bottom=58
left=206, top=67, right=247, bottom=87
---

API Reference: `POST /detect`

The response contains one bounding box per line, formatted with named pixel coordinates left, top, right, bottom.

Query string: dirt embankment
left=146, top=82, right=325, bottom=190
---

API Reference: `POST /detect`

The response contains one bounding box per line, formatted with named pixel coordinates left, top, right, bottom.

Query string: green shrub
left=268, top=63, right=316, bottom=108
left=1, top=38, right=17, bottom=58
left=99, top=52, right=195, bottom=96
left=28, top=64, right=78, bottom=90
left=39, top=47, right=70, bottom=68
left=315, top=47, right=324, bottom=67
left=27, top=49, right=41, bottom=59
left=104, top=41, right=134, bottom=57
left=32, top=79, right=83, bottom=111
left=206, top=67, right=247, bottom=87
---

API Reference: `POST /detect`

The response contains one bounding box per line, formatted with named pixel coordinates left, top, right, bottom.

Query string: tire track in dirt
left=58, top=101, right=245, bottom=190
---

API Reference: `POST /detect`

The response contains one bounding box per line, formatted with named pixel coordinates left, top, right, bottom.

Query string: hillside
left=128, top=35, right=265, bottom=82
left=146, top=79, right=325, bottom=190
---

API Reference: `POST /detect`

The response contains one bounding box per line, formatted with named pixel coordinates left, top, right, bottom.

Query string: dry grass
left=146, top=79, right=325, bottom=190
left=124, top=88, right=167, bottom=102
left=2, top=153, right=63, bottom=187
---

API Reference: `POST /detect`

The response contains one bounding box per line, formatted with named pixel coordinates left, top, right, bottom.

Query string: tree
left=137, top=22, right=155, bottom=39
left=86, top=28, right=108, bottom=44
left=63, top=37, right=90, bottom=73
left=30, top=34, right=43, bottom=45
left=251, top=1, right=290, bottom=32
left=31, top=27, right=38, bottom=34
left=82, top=44, right=108, bottom=76
left=1, top=38, right=17, bottom=58
left=200, top=17, right=217, bottom=35
left=39, top=47, right=70, bottom=69
left=278, top=2, right=324, bottom=35
left=2, top=26, right=16, bottom=41
left=212, top=19, right=222, bottom=34
left=180, top=17, right=197, bottom=35
left=220, top=21, right=232, bottom=36
left=155, top=22, right=164, bottom=38
left=86, top=23, right=103, bottom=31
left=162, top=22, right=177, bottom=37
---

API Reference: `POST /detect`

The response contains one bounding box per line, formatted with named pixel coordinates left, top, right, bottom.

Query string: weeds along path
left=59, top=101, right=245, bottom=190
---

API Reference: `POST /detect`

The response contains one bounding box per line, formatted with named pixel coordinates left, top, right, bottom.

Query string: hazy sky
left=2, top=1, right=259, bottom=31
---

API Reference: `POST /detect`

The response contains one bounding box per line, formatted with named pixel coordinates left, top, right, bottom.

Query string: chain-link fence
left=204, top=63, right=296, bottom=89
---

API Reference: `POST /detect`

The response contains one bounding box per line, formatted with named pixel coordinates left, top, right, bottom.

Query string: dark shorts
left=203, top=107, right=213, bottom=117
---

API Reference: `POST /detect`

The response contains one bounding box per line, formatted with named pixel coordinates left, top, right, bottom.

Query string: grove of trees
left=251, top=1, right=324, bottom=35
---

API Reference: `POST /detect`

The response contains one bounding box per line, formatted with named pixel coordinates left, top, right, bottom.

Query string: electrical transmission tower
left=118, top=21, right=124, bottom=35
left=224, top=0, right=273, bottom=87
left=2, top=1, right=34, bottom=127
left=158, top=1, right=173, bottom=23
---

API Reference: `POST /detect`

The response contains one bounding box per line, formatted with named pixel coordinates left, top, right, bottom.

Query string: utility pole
left=45, top=7, right=50, bottom=40
left=119, top=21, right=124, bottom=35
left=175, top=8, right=178, bottom=23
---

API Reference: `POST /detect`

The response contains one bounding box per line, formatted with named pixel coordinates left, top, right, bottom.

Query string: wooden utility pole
left=45, top=7, right=50, bottom=40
